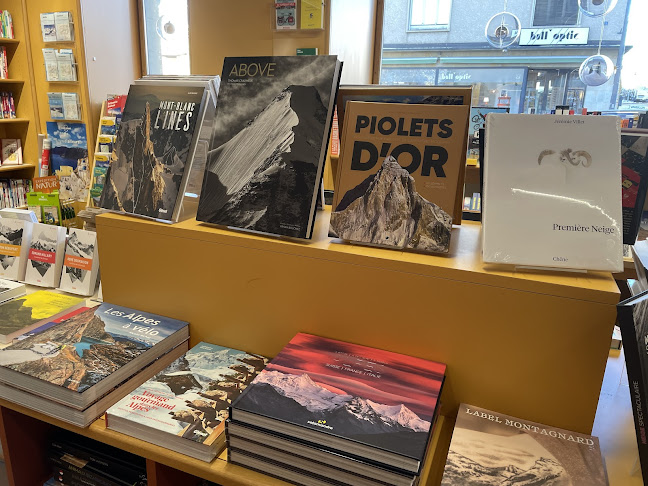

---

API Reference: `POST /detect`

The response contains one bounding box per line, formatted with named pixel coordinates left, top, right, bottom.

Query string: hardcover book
left=230, top=333, right=445, bottom=474
left=106, top=342, right=268, bottom=461
left=57, top=228, right=99, bottom=296
left=0, top=217, right=31, bottom=281
left=196, top=56, right=342, bottom=239
left=482, top=114, right=623, bottom=272
left=329, top=101, right=469, bottom=253
left=0, top=290, right=83, bottom=343
left=440, top=403, right=607, bottom=486
left=99, top=83, right=208, bottom=222
left=621, top=132, right=648, bottom=245
left=0, top=303, right=189, bottom=409
left=0, top=278, right=24, bottom=304
left=24, top=223, right=67, bottom=288
left=46, top=122, right=89, bottom=201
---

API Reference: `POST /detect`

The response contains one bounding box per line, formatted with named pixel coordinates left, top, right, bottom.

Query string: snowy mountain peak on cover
left=365, top=399, right=430, bottom=432
left=36, top=232, right=57, bottom=244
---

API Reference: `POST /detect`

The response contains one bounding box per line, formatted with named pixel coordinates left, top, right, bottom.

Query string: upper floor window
left=409, top=0, right=452, bottom=30
left=533, top=0, right=579, bottom=26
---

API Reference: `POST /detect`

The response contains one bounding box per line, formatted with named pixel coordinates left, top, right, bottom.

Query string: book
left=62, top=92, right=80, bottom=120
left=54, top=11, right=73, bottom=42
left=621, top=132, right=648, bottom=245
left=106, top=342, right=268, bottom=462
left=611, top=324, right=622, bottom=350
left=43, top=48, right=59, bottom=81
left=482, top=114, right=623, bottom=272
left=296, top=48, right=318, bottom=55
left=57, top=228, right=99, bottom=296
left=24, top=223, right=67, bottom=288
left=0, top=218, right=32, bottom=281
left=440, top=403, right=607, bottom=485
left=99, top=83, right=209, bottom=222
left=275, top=1, right=296, bottom=30
left=97, top=135, right=114, bottom=153
left=48, top=92, right=64, bottom=119
left=1, top=138, right=21, bottom=165
left=46, top=122, right=90, bottom=202
left=56, top=49, right=76, bottom=82
left=329, top=101, right=469, bottom=253
left=49, top=450, right=146, bottom=486
left=0, top=278, right=24, bottom=304
left=196, top=56, right=342, bottom=238
left=40, top=13, right=56, bottom=42
left=100, top=116, right=117, bottom=135
left=0, top=290, right=83, bottom=343
left=301, top=0, right=324, bottom=29
left=0, top=303, right=189, bottom=409
left=230, top=333, right=446, bottom=474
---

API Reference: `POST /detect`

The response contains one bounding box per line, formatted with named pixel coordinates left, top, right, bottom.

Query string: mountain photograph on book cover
left=197, top=56, right=339, bottom=238
left=441, top=404, right=607, bottom=486
left=29, top=231, right=57, bottom=277
left=46, top=122, right=90, bottom=202
left=109, top=343, right=268, bottom=444
left=330, top=155, right=452, bottom=252
left=99, top=84, right=205, bottom=221
left=0, top=304, right=184, bottom=393
left=0, top=220, right=22, bottom=270
left=234, top=333, right=445, bottom=459
left=64, top=231, right=94, bottom=283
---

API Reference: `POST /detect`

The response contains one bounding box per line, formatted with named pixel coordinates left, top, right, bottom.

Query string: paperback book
left=46, top=122, right=90, bottom=201
left=0, top=303, right=189, bottom=409
left=57, top=228, right=99, bottom=296
left=0, top=218, right=32, bottom=281
left=1, top=139, right=21, bottom=165
left=106, top=342, right=268, bottom=461
left=621, top=132, right=648, bottom=245
left=0, top=290, right=83, bottom=343
left=23, top=223, right=67, bottom=288
left=99, top=83, right=208, bottom=222
left=230, top=333, right=445, bottom=474
left=196, top=56, right=342, bottom=239
left=440, top=403, right=607, bottom=485
left=329, top=101, right=469, bottom=253
left=482, top=114, right=623, bottom=271
left=0, top=278, right=24, bottom=304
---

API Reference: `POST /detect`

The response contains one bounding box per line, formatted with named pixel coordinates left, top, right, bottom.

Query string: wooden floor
left=594, top=348, right=644, bottom=485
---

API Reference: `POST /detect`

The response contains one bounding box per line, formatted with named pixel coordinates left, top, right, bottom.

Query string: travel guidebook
left=230, top=333, right=446, bottom=473
left=329, top=101, right=469, bottom=253
left=0, top=218, right=31, bottom=281
left=0, top=303, right=189, bottom=409
left=99, top=83, right=208, bottom=222
left=621, top=132, right=648, bottom=244
left=106, top=342, right=268, bottom=461
left=440, top=404, right=607, bottom=485
left=196, top=56, right=342, bottom=239
left=45, top=122, right=89, bottom=201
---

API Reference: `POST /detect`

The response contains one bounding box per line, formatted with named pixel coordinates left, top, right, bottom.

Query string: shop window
left=142, top=0, right=190, bottom=75
left=533, top=0, right=579, bottom=26
left=409, top=0, right=452, bottom=30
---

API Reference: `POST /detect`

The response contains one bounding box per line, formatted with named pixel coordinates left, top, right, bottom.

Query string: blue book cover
left=45, top=121, right=89, bottom=201
left=0, top=303, right=188, bottom=393
left=47, top=93, right=64, bottom=119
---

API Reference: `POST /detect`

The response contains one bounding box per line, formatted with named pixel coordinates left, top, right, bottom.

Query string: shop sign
left=519, top=27, right=589, bottom=46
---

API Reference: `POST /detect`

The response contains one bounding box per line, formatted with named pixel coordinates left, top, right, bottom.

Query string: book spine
left=9, top=91, right=15, bottom=118
left=49, top=456, right=137, bottom=486
left=617, top=304, right=648, bottom=478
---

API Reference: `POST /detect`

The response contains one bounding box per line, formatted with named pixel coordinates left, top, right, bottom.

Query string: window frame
left=531, top=0, right=581, bottom=27
left=407, top=0, right=452, bottom=32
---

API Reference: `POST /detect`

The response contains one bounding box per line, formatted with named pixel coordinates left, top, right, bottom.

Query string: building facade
left=380, top=0, right=630, bottom=114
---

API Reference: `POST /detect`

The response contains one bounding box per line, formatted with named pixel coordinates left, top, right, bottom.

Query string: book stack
left=0, top=11, right=14, bottom=39
left=48, top=430, right=147, bottom=486
left=106, top=342, right=268, bottom=462
left=0, top=303, right=190, bottom=427
left=440, top=404, right=608, bottom=485
left=227, top=333, right=446, bottom=486
left=0, top=91, right=15, bottom=118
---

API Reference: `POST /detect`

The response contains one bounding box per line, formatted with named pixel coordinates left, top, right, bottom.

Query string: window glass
left=410, top=0, right=451, bottom=29
left=533, top=0, right=579, bottom=26
left=142, top=0, right=190, bottom=75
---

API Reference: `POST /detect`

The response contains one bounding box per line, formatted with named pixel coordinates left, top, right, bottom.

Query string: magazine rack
left=0, top=209, right=620, bottom=486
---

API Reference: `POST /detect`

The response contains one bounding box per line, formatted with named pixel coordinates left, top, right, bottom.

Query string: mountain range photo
left=64, top=231, right=95, bottom=283
left=0, top=221, right=22, bottom=271
left=29, top=231, right=58, bottom=277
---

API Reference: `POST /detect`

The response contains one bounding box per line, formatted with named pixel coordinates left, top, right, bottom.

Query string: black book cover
left=49, top=452, right=143, bottom=486
left=621, top=133, right=648, bottom=244
left=196, top=56, right=341, bottom=239
left=99, top=84, right=206, bottom=221
left=618, top=291, right=648, bottom=480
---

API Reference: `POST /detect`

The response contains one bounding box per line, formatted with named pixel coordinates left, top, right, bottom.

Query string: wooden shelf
left=0, top=163, right=34, bottom=173
left=0, top=118, right=28, bottom=124
left=0, top=79, right=23, bottom=84
left=47, top=80, right=78, bottom=84
left=0, top=38, right=18, bottom=45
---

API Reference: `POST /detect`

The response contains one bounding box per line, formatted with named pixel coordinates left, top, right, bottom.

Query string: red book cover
left=232, top=333, right=445, bottom=466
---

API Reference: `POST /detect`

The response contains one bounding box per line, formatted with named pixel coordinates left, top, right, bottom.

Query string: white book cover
left=54, top=11, right=73, bottom=42
left=1, top=139, right=21, bottom=165
left=24, top=223, right=67, bottom=287
left=40, top=12, right=56, bottom=42
left=42, top=48, right=59, bottom=81
left=0, top=278, right=25, bottom=304
left=56, top=50, right=76, bottom=82
left=0, top=219, right=32, bottom=281
left=58, top=228, right=98, bottom=296
left=61, top=92, right=79, bottom=120
left=482, top=114, right=623, bottom=272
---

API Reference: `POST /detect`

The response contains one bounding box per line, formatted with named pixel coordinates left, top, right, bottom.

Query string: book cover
left=54, top=11, right=73, bottom=42
left=48, top=93, right=64, bottom=119
left=196, top=56, right=341, bottom=238
left=233, top=333, right=445, bottom=464
left=0, top=278, right=23, bottom=303
left=56, top=49, right=76, bottom=82
left=107, top=342, right=268, bottom=447
left=275, top=1, right=296, bottom=30
left=621, top=133, right=648, bottom=245
left=62, top=92, right=79, bottom=120
left=329, top=101, right=469, bottom=253
left=0, top=303, right=188, bottom=394
left=40, top=13, right=56, bottom=42
left=301, top=0, right=323, bottom=29
left=0, top=290, right=82, bottom=343
left=46, top=122, right=89, bottom=202
left=1, top=139, right=21, bottom=165
left=24, top=223, right=66, bottom=287
left=482, top=114, right=623, bottom=272
left=440, top=404, right=607, bottom=485
left=58, top=228, right=98, bottom=296
left=43, top=49, right=59, bottom=81
left=99, top=84, right=206, bottom=221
